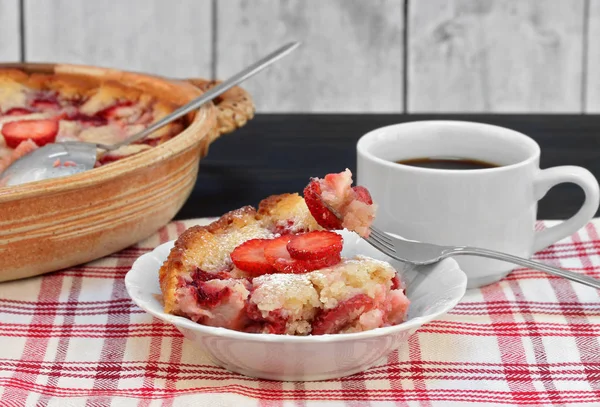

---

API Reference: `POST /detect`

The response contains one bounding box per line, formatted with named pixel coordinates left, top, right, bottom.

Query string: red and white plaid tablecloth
left=1, top=218, right=600, bottom=407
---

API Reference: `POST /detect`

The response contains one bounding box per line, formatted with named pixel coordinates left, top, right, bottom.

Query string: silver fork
left=365, top=225, right=600, bottom=290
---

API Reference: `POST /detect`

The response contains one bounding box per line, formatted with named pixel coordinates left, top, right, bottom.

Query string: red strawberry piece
left=303, top=180, right=343, bottom=230
left=286, top=231, right=343, bottom=260
left=99, top=101, right=134, bottom=120
left=273, top=219, right=299, bottom=235
left=246, top=302, right=288, bottom=334
left=1, top=119, right=59, bottom=149
left=97, top=153, right=119, bottom=165
left=274, top=253, right=341, bottom=274
left=390, top=274, right=401, bottom=290
left=311, top=294, right=374, bottom=335
left=263, top=235, right=293, bottom=263
left=352, top=186, right=373, bottom=204
left=194, top=283, right=231, bottom=308
left=4, top=107, right=34, bottom=116
left=264, top=235, right=341, bottom=274
left=144, top=138, right=162, bottom=147
left=32, top=99, right=61, bottom=111
left=66, top=112, right=107, bottom=127
left=230, top=238, right=277, bottom=276
left=192, top=265, right=233, bottom=282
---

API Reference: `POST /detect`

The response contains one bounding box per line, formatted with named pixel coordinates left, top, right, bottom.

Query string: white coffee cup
left=356, top=120, right=600, bottom=288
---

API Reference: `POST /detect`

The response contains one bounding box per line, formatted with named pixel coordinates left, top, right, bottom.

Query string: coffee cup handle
left=533, top=166, right=600, bottom=253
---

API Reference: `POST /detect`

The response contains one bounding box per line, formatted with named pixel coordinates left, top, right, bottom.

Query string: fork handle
left=449, top=246, right=600, bottom=290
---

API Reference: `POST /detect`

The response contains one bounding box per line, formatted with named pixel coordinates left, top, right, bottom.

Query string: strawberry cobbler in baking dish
left=0, top=69, right=184, bottom=175
left=159, top=169, right=410, bottom=335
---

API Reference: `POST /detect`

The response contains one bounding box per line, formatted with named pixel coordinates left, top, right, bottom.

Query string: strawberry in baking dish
left=0, top=69, right=184, bottom=178
left=159, top=169, right=409, bottom=336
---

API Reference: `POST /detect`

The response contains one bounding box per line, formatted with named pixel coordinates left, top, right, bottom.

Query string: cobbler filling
left=0, top=72, right=183, bottom=177
left=175, top=230, right=409, bottom=335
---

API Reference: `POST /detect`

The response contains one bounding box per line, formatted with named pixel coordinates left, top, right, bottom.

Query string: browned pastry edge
left=185, top=78, right=255, bottom=141
left=0, top=68, right=148, bottom=101
left=158, top=205, right=260, bottom=315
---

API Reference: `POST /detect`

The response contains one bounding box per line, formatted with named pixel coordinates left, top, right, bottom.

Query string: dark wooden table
left=175, top=114, right=600, bottom=221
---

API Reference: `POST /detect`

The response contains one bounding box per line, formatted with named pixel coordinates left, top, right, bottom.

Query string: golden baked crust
left=257, top=193, right=323, bottom=232
left=0, top=69, right=166, bottom=116
left=0, top=69, right=29, bottom=84
left=79, top=81, right=143, bottom=115
left=28, top=73, right=96, bottom=99
left=159, top=206, right=259, bottom=314
left=0, top=70, right=142, bottom=103
left=159, top=193, right=321, bottom=315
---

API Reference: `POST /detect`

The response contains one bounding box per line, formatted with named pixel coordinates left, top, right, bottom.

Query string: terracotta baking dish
left=0, top=63, right=255, bottom=282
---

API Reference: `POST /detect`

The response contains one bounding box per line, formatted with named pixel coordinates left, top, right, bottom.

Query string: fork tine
left=367, top=232, right=396, bottom=252
left=365, top=236, right=395, bottom=256
left=369, top=225, right=393, bottom=244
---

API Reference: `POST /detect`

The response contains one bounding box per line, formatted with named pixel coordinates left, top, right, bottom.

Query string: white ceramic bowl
left=125, top=230, right=467, bottom=381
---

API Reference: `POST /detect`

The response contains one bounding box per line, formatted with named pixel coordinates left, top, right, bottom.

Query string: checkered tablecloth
left=1, top=218, right=600, bottom=407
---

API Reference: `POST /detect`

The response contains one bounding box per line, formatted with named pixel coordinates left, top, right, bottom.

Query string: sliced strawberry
left=390, top=274, right=401, bottom=290
left=273, top=253, right=341, bottom=274
left=32, top=99, right=60, bottom=111
left=352, top=186, right=373, bottom=204
left=264, top=235, right=341, bottom=273
left=230, top=238, right=276, bottom=276
left=4, top=107, right=34, bottom=116
left=1, top=119, right=59, bottom=149
left=286, top=231, right=343, bottom=260
left=312, top=294, right=374, bottom=335
left=303, top=180, right=343, bottom=230
left=99, top=101, right=134, bottom=120
left=263, top=235, right=293, bottom=263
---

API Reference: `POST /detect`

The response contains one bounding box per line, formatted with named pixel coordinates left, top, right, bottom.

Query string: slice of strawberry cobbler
left=159, top=170, right=409, bottom=335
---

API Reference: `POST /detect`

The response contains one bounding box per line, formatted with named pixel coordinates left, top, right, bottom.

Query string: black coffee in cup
left=396, top=157, right=499, bottom=170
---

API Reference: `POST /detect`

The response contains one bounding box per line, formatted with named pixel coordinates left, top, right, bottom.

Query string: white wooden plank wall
left=216, top=0, right=404, bottom=113
left=2, top=0, right=599, bottom=113
left=587, top=0, right=600, bottom=112
left=408, top=0, right=585, bottom=113
left=23, top=0, right=212, bottom=79
left=0, top=0, right=20, bottom=61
